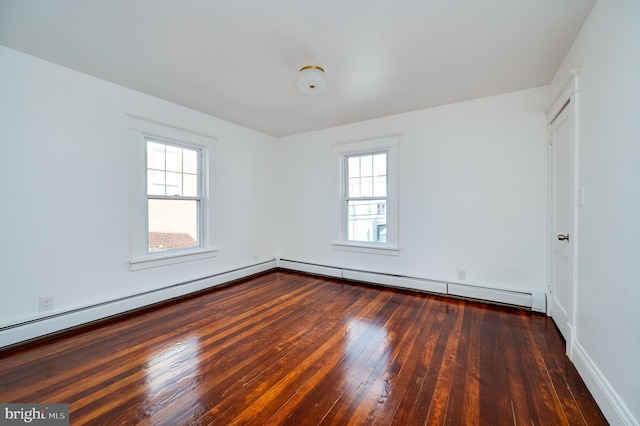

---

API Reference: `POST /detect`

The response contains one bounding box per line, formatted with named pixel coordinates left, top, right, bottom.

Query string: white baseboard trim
left=572, top=341, right=638, bottom=426
left=277, top=259, right=544, bottom=312
left=0, top=260, right=276, bottom=349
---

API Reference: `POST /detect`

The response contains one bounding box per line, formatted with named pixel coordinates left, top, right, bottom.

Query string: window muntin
left=345, top=151, right=388, bottom=243
left=146, top=139, right=202, bottom=253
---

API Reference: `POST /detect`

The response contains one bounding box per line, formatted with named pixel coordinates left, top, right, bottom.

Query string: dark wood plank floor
left=0, top=271, right=607, bottom=425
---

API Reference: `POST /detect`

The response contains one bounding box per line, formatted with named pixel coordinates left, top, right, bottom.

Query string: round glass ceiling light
left=297, top=65, right=326, bottom=94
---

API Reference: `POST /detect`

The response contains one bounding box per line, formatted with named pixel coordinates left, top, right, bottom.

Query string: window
left=129, top=117, right=217, bottom=270
left=333, top=136, right=399, bottom=254
left=345, top=151, right=388, bottom=243
left=146, top=140, right=201, bottom=253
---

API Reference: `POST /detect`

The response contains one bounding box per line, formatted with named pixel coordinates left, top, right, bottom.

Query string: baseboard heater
left=0, top=260, right=277, bottom=349
left=276, top=258, right=546, bottom=313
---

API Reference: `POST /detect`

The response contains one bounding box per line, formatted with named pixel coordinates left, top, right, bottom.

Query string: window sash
left=346, top=199, right=387, bottom=243
left=344, top=151, right=388, bottom=198
left=146, top=138, right=202, bottom=197
left=147, top=199, right=201, bottom=253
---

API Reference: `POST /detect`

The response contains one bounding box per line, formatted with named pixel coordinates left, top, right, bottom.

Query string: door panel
left=550, top=102, right=575, bottom=347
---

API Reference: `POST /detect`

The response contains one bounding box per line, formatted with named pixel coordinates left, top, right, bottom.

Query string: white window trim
left=332, top=136, right=400, bottom=255
left=129, top=116, right=218, bottom=270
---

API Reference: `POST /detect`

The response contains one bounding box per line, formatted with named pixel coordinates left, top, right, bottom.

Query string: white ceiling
left=0, top=0, right=595, bottom=137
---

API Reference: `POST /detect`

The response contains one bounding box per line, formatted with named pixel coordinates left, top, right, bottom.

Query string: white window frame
left=129, top=116, right=217, bottom=270
left=333, top=136, right=400, bottom=255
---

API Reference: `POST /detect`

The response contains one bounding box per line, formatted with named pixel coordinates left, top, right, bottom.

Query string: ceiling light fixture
left=297, top=65, right=326, bottom=94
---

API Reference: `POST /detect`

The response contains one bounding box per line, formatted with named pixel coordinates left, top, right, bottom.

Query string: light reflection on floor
left=341, top=319, right=391, bottom=398
left=143, top=333, right=203, bottom=416
left=344, top=318, right=390, bottom=358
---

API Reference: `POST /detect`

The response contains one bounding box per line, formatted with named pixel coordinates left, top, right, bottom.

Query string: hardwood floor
left=0, top=271, right=607, bottom=425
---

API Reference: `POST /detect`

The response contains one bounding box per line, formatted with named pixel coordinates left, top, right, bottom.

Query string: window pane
left=360, top=155, right=373, bottom=177
left=148, top=199, right=199, bottom=252
left=373, top=176, right=387, bottom=197
left=165, top=145, right=182, bottom=172
left=147, top=142, right=165, bottom=170
left=360, top=177, right=373, bottom=197
left=347, top=200, right=386, bottom=243
left=183, top=173, right=198, bottom=197
left=347, top=156, right=360, bottom=178
left=373, top=153, right=386, bottom=176
left=165, top=171, right=182, bottom=196
left=147, top=170, right=165, bottom=195
left=348, top=178, right=360, bottom=197
left=183, top=148, right=198, bottom=174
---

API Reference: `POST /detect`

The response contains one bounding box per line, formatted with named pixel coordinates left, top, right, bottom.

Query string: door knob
left=557, top=233, right=570, bottom=241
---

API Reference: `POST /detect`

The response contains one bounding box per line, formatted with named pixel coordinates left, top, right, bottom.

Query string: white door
left=549, top=100, right=575, bottom=350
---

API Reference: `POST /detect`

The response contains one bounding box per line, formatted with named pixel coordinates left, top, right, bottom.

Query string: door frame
left=547, top=70, right=580, bottom=359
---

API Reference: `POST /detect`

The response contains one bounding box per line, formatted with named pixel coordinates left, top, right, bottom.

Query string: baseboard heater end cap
left=531, top=291, right=547, bottom=313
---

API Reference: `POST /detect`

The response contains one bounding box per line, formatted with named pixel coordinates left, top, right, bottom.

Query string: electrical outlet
left=253, top=254, right=258, bottom=262
left=39, top=296, right=54, bottom=312
left=457, top=270, right=466, bottom=280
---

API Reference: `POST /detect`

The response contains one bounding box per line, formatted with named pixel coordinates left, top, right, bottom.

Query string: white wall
left=549, top=0, right=640, bottom=424
left=277, top=87, right=549, bottom=294
left=0, top=46, right=277, bottom=343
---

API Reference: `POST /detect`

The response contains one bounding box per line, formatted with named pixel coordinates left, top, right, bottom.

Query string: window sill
left=130, top=248, right=218, bottom=271
left=332, top=242, right=400, bottom=256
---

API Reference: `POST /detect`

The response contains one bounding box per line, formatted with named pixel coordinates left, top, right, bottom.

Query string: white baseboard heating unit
left=276, top=259, right=546, bottom=313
